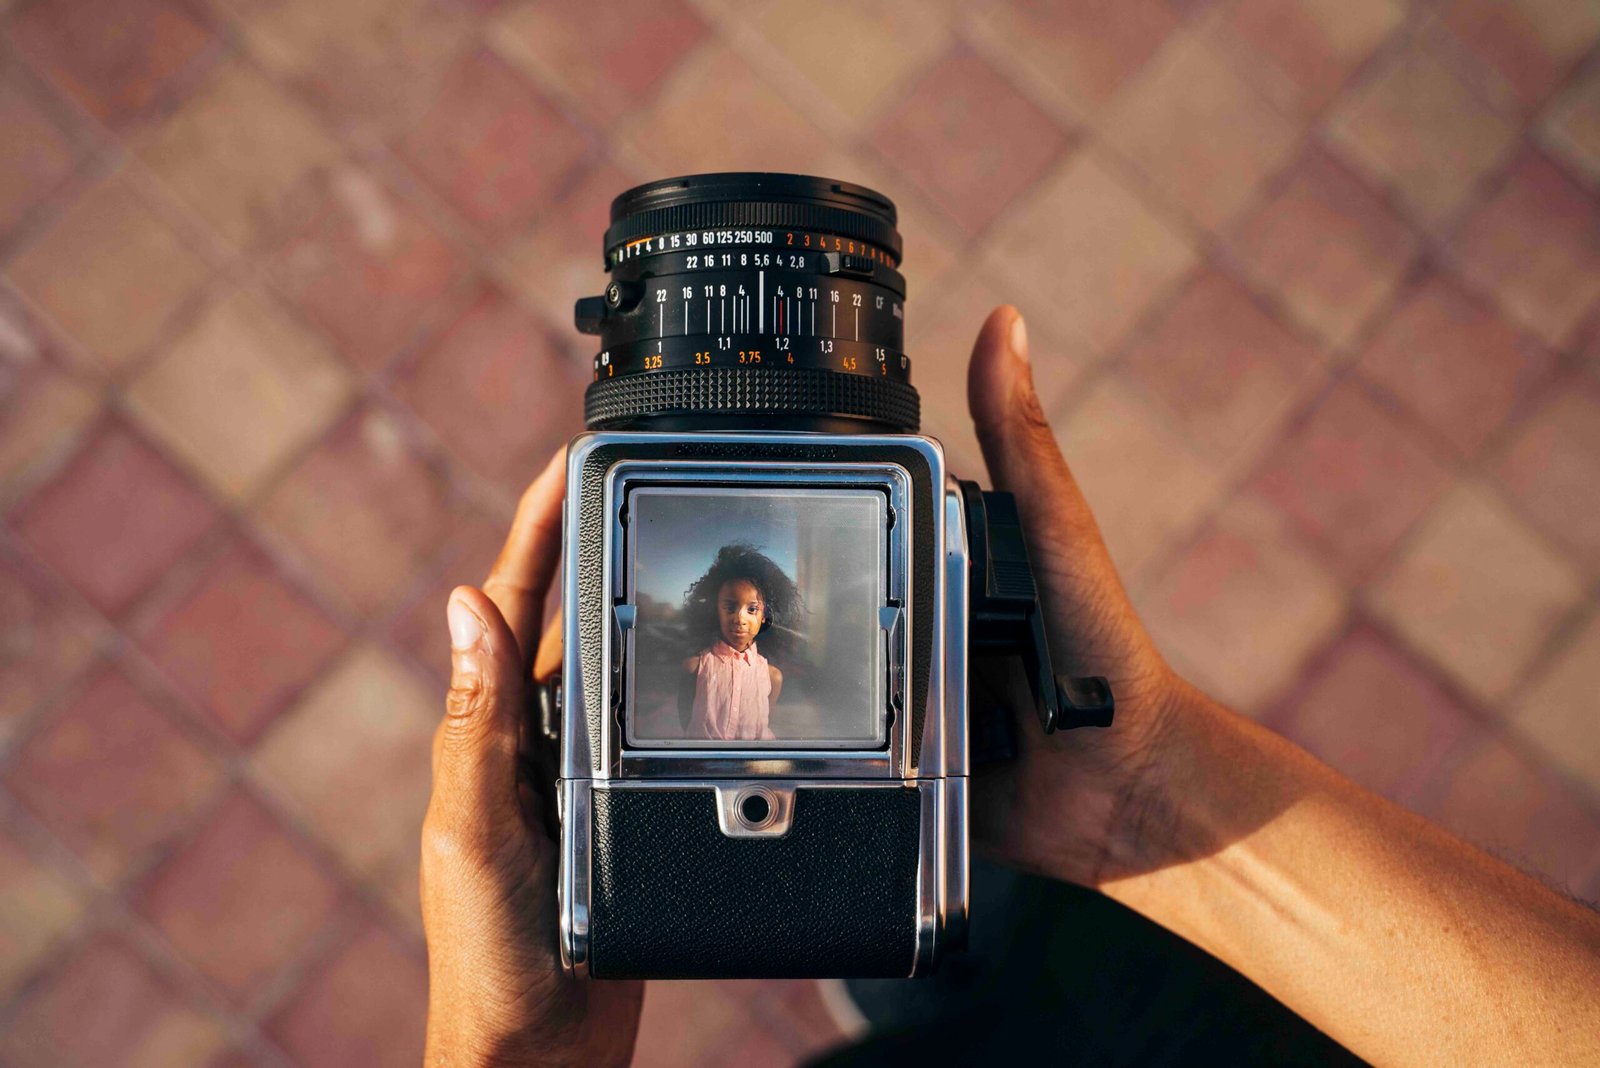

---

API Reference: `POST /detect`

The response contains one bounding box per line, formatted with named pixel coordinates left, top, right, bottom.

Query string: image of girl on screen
left=677, top=544, right=803, bottom=741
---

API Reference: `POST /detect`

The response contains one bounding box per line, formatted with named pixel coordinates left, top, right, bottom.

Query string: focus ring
left=585, top=368, right=920, bottom=431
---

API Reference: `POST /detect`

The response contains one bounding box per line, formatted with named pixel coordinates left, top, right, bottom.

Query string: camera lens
left=575, top=172, right=919, bottom=434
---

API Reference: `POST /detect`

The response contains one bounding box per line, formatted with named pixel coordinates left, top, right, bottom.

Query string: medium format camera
left=551, top=173, right=1114, bottom=980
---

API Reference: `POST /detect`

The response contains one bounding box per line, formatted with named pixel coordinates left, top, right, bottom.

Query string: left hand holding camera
left=421, top=452, right=643, bottom=1067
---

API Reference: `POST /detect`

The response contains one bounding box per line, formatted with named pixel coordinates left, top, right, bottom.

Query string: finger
left=966, top=306, right=1145, bottom=673
left=532, top=610, right=563, bottom=683
left=483, top=449, right=567, bottom=671
left=433, top=585, right=525, bottom=836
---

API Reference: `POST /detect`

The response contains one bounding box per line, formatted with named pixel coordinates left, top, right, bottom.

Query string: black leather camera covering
left=589, top=786, right=922, bottom=978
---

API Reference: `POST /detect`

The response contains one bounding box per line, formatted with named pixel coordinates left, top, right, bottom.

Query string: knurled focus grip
left=585, top=367, right=921, bottom=431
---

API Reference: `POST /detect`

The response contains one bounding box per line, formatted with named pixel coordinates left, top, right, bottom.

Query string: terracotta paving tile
left=388, top=507, right=510, bottom=685
left=1327, top=42, right=1518, bottom=228
left=981, top=150, right=1198, bottom=353
left=267, top=920, right=427, bottom=1068
left=6, top=0, right=212, bottom=127
left=256, top=407, right=451, bottom=617
left=1424, top=738, right=1600, bottom=894
left=632, top=979, right=757, bottom=1067
left=0, top=823, right=87, bottom=998
left=1229, top=147, right=1418, bottom=347
left=1453, top=149, right=1600, bottom=348
left=270, top=166, right=469, bottom=372
left=11, top=421, right=217, bottom=617
left=872, top=46, right=1068, bottom=237
left=1218, top=0, right=1403, bottom=113
left=1277, top=624, right=1478, bottom=802
left=5, top=666, right=224, bottom=882
left=1508, top=609, right=1600, bottom=798
left=1124, top=267, right=1324, bottom=465
left=1355, top=273, right=1555, bottom=459
left=758, top=978, right=850, bottom=1059
left=0, top=934, right=229, bottom=1068
left=396, top=48, right=590, bottom=235
left=1434, top=0, right=1600, bottom=109
left=906, top=271, right=1092, bottom=481
left=1251, top=382, right=1451, bottom=578
left=968, top=0, right=1180, bottom=121
left=1056, top=374, right=1224, bottom=583
left=1141, top=494, right=1346, bottom=714
left=1541, top=62, right=1600, bottom=187
left=393, top=287, right=587, bottom=494
left=490, top=0, right=706, bottom=129
left=6, top=171, right=211, bottom=372
left=0, top=77, right=82, bottom=240
left=1104, top=30, right=1300, bottom=231
left=137, top=61, right=339, bottom=250
left=615, top=42, right=852, bottom=180
left=0, top=550, right=104, bottom=747
left=498, top=159, right=641, bottom=327
left=1493, top=380, right=1600, bottom=572
left=0, top=307, right=100, bottom=508
left=250, top=646, right=436, bottom=906
left=139, top=539, right=346, bottom=743
left=126, top=287, right=351, bottom=501
left=212, top=0, right=476, bottom=138
left=136, top=788, right=343, bottom=1002
left=1370, top=481, right=1583, bottom=702
left=752, top=0, right=949, bottom=132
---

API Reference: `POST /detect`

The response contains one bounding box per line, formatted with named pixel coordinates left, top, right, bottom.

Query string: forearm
left=1101, top=682, right=1600, bottom=1065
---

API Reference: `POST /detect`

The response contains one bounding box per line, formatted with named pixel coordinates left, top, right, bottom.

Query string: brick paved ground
left=2, top=0, right=1600, bottom=1064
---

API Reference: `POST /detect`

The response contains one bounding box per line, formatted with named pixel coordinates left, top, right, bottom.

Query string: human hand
left=421, top=452, right=642, bottom=1067
left=965, top=306, right=1194, bottom=890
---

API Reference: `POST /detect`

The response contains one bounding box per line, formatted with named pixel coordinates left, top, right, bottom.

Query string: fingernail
left=448, top=594, right=483, bottom=650
left=1008, top=312, right=1029, bottom=364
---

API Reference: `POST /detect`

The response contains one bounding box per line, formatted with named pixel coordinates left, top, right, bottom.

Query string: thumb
left=435, top=585, right=525, bottom=835
left=967, top=305, right=1104, bottom=551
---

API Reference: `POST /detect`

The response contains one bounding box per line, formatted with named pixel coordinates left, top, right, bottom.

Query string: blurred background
left=2, top=0, right=1599, bottom=1064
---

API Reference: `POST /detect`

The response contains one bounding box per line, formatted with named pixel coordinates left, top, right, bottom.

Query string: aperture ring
left=585, top=367, right=920, bottom=431
left=604, top=200, right=901, bottom=264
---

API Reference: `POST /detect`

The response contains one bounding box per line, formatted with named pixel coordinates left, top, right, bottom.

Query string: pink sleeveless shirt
left=688, top=639, right=775, bottom=741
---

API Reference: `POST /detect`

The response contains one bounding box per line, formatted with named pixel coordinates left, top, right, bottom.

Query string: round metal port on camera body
left=738, top=789, right=774, bottom=828
left=712, top=783, right=797, bottom=838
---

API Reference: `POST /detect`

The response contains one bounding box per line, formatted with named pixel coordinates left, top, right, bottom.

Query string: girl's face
left=716, top=579, right=765, bottom=651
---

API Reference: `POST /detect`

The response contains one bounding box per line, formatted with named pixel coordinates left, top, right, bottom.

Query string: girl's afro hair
left=683, top=543, right=803, bottom=654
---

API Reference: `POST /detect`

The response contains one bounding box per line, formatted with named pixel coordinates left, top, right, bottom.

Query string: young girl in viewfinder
left=679, top=544, right=800, bottom=741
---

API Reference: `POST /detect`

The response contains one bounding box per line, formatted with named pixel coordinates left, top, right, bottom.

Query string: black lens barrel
left=577, top=172, right=920, bottom=433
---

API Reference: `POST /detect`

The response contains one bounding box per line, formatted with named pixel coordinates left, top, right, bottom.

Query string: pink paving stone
left=0, top=307, right=101, bottom=509
left=271, top=166, right=470, bottom=372
left=388, top=507, right=510, bottom=684
left=0, top=550, right=104, bottom=746
left=5, top=666, right=224, bottom=882
left=1437, top=0, right=1600, bottom=108
left=256, top=407, right=452, bottom=617
left=393, top=287, right=587, bottom=494
left=0, top=77, right=82, bottom=241
left=631, top=979, right=761, bottom=1068
left=1123, top=266, right=1323, bottom=463
left=1276, top=624, right=1479, bottom=804
left=135, top=788, right=344, bottom=1003
left=488, top=0, right=706, bottom=129
left=1229, top=147, right=1419, bottom=347
left=872, top=46, right=1069, bottom=236
left=0, top=822, right=87, bottom=998
left=140, top=538, right=348, bottom=744
left=1251, top=382, right=1450, bottom=579
left=1493, top=380, right=1600, bottom=573
left=1423, top=738, right=1600, bottom=894
left=499, top=159, right=640, bottom=326
left=1355, top=273, right=1555, bottom=459
left=1453, top=150, right=1600, bottom=348
left=395, top=48, right=590, bottom=234
left=0, top=934, right=230, bottom=1067
left=6, top=0, right=213, bottom=127
left=1220, top=0, right=1402, bottom=112
left=267, top=921, right=427, bottom=1068
left=9, top=421, right=218, bottom=618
